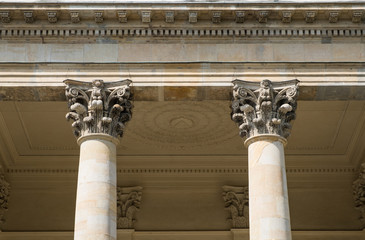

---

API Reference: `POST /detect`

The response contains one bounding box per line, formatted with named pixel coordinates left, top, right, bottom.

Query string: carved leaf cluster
left=65, top=79, right=133, bottom=138
left=117, top=187, right=142, bottom=229
left=0, top=175, right=10, bottom=225
left=231, top=79, right=299, bottom=139
left=222, top=186, right=249, bottom=228
left=353, top=163, right=365, bottom=226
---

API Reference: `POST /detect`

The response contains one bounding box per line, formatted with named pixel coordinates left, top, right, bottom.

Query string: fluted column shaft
left=74, top=134, right=118, bottom=240
left=246, top=135, right=291, bottom=240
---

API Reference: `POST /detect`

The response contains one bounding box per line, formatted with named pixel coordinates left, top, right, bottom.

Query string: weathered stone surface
left=64, top=79, right=133, bottom=138
left=353, top=163, right=365, bottom=226
left=117, top=186, right=142, bottom=229
left=231, top=79, right=299, bottom=139
left=0, top=174, right=10, bottom=228
left=222, top=186, right=249, bottom=229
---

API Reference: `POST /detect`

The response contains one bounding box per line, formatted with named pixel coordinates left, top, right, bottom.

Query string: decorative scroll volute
left=353, top=163, right=365, bottom=226
left=222, top=185, right=249, bottom=228
left=231, top=79, right=299, bottom=139
left=117, top=186, right=142, bottom=229
left=64, top=79, right=133, bottom=138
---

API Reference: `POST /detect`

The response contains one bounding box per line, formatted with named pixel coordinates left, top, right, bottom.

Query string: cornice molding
left=0, top=4, right=363, bottom=28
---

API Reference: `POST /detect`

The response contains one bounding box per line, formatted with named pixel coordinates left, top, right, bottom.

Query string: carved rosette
left=64, top=79, right=133, bottom=139
left=231, top=79, right=299, bottom=139
left=353, top=163, right=365, bottom=226
left=0, top=174, right=10, bottom=227
left=222, top=185, right=249, bottom=228
left=117, top=186, right=142, bottom=229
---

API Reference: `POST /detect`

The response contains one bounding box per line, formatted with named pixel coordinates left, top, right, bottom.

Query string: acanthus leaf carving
left=0, top=174, right=10, bottom=228
left=353, top=163, right=365, bottom=227
left=222, top=185, right=249, bottom=229
left=231, top=79, right=299, bottom=139
left=64, top=79, right=133, bottom=139
left=117, top=186, right=143, bottom=229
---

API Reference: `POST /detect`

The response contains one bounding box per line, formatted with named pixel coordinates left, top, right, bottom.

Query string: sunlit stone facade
left=0, top=1, right=364, bottom=240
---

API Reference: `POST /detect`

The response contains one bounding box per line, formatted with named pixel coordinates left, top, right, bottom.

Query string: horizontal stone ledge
left=0, top=84, right=365, bottom=101
left=0, top=230, right=364, bottom=240
left=0, top=1, right=364, bottom=25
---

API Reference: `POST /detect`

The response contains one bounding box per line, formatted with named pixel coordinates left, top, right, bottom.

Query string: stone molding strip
left=5, top=167, right=356, bottom=175
left=0, top=6, right=364, bottom=24
left=0, top=28, right=364, bottom=39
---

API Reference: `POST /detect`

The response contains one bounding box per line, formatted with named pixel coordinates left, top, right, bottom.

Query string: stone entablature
left=0, top=2, right=363, bottom=41
left=0, top=2, right=363, bottom=25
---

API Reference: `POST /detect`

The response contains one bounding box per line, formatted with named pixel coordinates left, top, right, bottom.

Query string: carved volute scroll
left=222, top=185, right=249, bottom=228
left=64, top=79, right=133, bottom=139
left=231, top=79, right=299, bottom=139
left=0, top=174, right=10, bottom=228
left=353, top=163, right=365, bottom=226
left=117, top=186, right=142, bottom=229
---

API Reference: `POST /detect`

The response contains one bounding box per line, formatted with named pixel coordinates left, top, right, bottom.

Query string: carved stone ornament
left=0, top=12, right=10, bottom=23
left=47, top=11, right=57, bottom=23
left=141, top=11, right=151, bottom=23
left=305, top=11, right=316, bottom=23
left=212, top=11, right=221, bottom=23
left=64, top=79, right=133, bottom=139
left=70, top=12, right=80, bottom=23
left=117, top=186, right=142, bottom=229
left=353, top=163, right=365, bottom=226
left=352, top=11, right=363, bottom=23
left=0, top=174, right=10, bottom=227
left=189, top=11, right=198, bottom=23
left=329, top=12, right=339, bottom=23
left=94, top=12, right=103, bottom=23
left=282, top=11, right=293, bottom=23
left=24, top=11, right=34, bottom=23
left=165, top=11, right=174, bottom=23
left=222, top=185, right=249, bottom=228
left=235, top=11, right=245, bottom=23
left=231, top=79, right=299, bottom=139
left=118, top=11, right=127, bottom=23
left=258, top=11, right=269, bottom=23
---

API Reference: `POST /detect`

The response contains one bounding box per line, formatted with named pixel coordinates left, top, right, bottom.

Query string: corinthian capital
left=231, top=79, right=299, bottom=139
left=64, top=79, right=133, bottom=139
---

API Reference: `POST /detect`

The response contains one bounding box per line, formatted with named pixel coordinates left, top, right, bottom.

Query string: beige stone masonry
left=75, top=134, right=119, bottom=240
left=246, top=135, right=291, bottom=240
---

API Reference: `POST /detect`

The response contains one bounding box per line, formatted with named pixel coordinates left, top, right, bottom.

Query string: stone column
left=64, top=79, right=133, bottom=240
left=231, top=79, right=299, bottom=240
